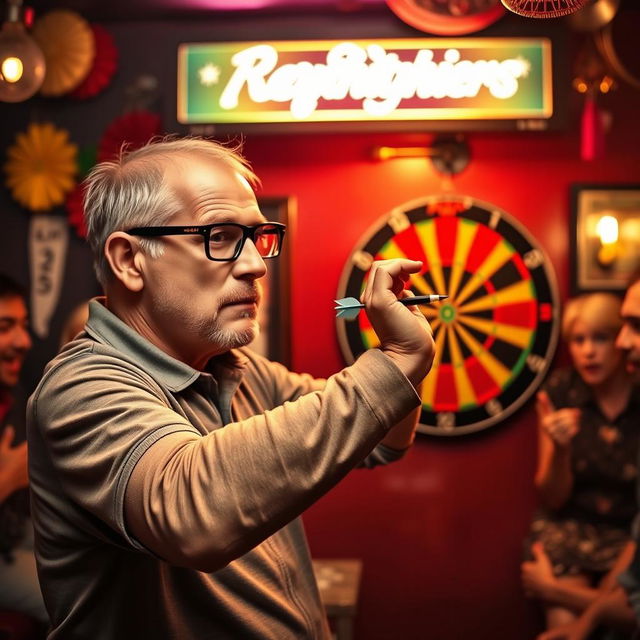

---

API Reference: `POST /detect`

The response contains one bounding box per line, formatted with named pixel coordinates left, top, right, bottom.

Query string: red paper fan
left=66, top=182, right=88, bottom=238
left=70, top=24, right=118, bottom=100
left=98, top=110, right=163, bottom=163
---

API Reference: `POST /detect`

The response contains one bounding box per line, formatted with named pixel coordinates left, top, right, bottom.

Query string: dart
left=335, top=295, right=448, bottom=320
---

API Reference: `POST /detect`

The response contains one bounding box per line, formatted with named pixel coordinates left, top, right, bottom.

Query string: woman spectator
left=522, top=292, right=640, bottom=634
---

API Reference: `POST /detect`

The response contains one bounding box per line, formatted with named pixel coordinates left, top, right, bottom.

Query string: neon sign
left=177, top=38, right=553, bottom=126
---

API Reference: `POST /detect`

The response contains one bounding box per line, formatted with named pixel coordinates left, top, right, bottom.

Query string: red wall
left=244, top=83, right=640, bottom=639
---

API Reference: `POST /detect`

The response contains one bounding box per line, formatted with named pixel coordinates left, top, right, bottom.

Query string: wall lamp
left=371, top=135, right=471, bottom=176
left=0, top=0, right=45, bottom=102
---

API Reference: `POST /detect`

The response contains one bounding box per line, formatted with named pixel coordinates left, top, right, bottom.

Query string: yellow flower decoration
left=4, top=122, right=77, bottom=212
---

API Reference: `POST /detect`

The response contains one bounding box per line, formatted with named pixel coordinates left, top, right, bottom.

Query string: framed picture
left=249, top=196, right=294, bottom=368
left=570, top=184, right=640, bottom=294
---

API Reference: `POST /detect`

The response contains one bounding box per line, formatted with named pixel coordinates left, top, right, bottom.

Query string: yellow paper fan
left=4, top=122, right=78, bottom=211
left=32, top=10, right=95, bottom=97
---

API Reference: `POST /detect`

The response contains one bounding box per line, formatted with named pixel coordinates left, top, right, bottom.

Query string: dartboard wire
left=454, top=321, right=512, bottom=390
left=447, top=219, right=480, bottom=303
left=415, top=220, right=447, bottom=295
left=422, top=321, right=448, bottom=409
left=457, top=279, right=535, bottom=315
left=447, top=320, right=478, bottom=409
left=452, top=239, right=515, bottom=308
left=377, top=241, right=435, bottom=295
left=456, top=313, right=534, bottom=350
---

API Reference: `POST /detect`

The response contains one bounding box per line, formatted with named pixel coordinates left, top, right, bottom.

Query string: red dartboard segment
left=466, top=357, right=501, bottom=405
left=336, top=195, right=560, bottom=436
left=493, top=301, right=537, bottom=329
left=460, top=224, right=503, bottom=275
left=435, top=216, right=458, bottom=266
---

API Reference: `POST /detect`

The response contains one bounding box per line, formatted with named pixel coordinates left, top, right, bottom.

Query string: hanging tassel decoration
left=580, top=93, right=605, bottom=161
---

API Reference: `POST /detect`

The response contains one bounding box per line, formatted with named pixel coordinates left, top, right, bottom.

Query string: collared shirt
left=28, top=299, right=419, bottom=639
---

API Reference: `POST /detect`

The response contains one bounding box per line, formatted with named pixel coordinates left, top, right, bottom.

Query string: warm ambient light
left=371, top=146, right=435, bottom=161
left=0, top=0, right=46, bottom=102
left=1, top=54, right=22, bottom=81
left=596, top=214, right=620, bottom=267
left=596, top=214, right=619, bottom=245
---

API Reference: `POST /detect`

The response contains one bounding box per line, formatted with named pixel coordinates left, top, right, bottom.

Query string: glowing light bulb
left=1, top=55, right=23, bottom=82
left=596, top=215, right=619, bottom=245
left=0, top=2, right=46, bottom=103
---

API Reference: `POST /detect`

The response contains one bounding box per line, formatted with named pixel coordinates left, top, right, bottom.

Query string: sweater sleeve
left=124, top=348, right=419, bottom=571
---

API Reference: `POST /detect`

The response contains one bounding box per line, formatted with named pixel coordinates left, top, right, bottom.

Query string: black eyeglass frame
left=127, top=222, right=286, bottom=262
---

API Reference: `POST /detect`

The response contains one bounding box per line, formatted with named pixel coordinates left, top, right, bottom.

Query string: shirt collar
left=84, top=298, right=247, bottom=392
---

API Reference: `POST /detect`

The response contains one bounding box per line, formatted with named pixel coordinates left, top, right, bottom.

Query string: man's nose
left=234, top=239, right=268, bottom=278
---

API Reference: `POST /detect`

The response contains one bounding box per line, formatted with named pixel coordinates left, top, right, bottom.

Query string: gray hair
left=83, top=137, right=259, bottom=287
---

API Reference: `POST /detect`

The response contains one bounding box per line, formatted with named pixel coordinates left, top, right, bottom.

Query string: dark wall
left=2, top=9, right=640, bottom=640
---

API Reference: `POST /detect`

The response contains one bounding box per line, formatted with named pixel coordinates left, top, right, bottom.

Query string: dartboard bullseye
left=336, top=195, right=560, bottom=436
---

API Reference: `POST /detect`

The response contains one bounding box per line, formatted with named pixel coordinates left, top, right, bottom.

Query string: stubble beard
left=201, top=315, right=259, bottom=352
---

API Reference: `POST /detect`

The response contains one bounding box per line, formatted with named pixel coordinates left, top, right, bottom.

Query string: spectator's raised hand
left=536, top=391, right=581, bottom=448
left=0, top=425, right=28, bottom=502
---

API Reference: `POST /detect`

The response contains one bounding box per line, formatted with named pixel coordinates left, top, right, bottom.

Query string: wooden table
left=312, top=558, right=363, bottom=640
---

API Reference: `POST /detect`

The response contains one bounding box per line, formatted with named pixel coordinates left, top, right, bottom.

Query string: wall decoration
left=385, top=0, right=505, bottom=35
left=249, top=197, right=293, bottom=367
left=336, top=195, right=560, bottom=436
left=570, top=184, right=640, bottom=294
left=98, top=110, right=163, bottom=162
left=4, top=122, right=77, bottom=211
left=70, top=24, right=118, bottom=100
left=66, top=182, right=87, bottom=238
left=28, top=214, right=69, bottom=339
left=32, top=9, right=95, bottom=97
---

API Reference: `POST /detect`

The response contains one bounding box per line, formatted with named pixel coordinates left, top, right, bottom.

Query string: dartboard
left=336, top=195, right=560, bottom=436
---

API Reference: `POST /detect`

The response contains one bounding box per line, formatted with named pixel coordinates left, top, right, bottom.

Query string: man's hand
left=361, top=259, right=434, bottom=388
left=522, top=542, right=556, bottom=599
left=0, top=425, right=29, bottom=503
left=537, top=391, right=581, bottom=449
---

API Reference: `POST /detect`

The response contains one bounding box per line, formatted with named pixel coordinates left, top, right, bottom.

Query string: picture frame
left=570, top=184, right=640, bottom=295
left=250, top=196, right=294, bottom=368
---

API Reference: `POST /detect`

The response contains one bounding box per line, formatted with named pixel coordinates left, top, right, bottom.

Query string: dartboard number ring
left=336, top=195, right=560, bottom=436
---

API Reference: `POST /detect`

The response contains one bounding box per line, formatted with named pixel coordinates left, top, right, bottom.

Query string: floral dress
left=527, top=368, right=640, bottom=577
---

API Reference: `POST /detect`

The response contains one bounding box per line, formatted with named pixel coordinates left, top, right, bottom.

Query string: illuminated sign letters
left=177, top=38, right=553, bottom=126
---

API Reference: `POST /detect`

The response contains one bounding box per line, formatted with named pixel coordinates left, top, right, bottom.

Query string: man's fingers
left=361, top=259, right=423, bottom=304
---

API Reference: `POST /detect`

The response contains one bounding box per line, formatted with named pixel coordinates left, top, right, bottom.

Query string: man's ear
left=104, top=232, right=146, bottom=292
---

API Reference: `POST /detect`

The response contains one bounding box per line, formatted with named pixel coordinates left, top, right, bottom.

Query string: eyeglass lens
left=209, top=224, right=282, bottom=259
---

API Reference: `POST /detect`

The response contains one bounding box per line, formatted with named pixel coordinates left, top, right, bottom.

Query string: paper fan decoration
left=98, top=110, right=163, bottom=162
left=66, top=182, right=88, bottom=238
left=500, top=0, right=589, bottom=18
left=4, top=123, right=78, bottom=212
left=32, top=10, right=95, bottom=97
left=70, top=24, right=118, bottom=100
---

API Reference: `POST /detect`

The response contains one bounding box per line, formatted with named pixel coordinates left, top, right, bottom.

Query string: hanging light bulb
left=0, top=0, right=45, bottom=102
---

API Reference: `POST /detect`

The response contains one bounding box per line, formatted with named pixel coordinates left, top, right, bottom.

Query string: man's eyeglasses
left=127, top=222, right=286, bottom=262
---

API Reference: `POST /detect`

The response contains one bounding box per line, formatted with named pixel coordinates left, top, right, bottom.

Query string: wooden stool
left=312, top=559, right=362, bottom=640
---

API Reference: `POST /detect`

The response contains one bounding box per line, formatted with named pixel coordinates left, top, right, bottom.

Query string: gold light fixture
left=0, top=0, right=45, bottom=102
left=371, top=136, right=471, bottom=176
